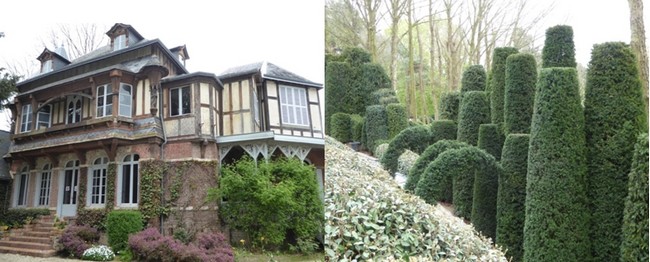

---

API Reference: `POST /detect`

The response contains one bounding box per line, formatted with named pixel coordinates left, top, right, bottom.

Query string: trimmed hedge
left=470, top=148, right=500, bottom=240
left=477, top=124, right=504, bottom=161
left=365, top=105, right=389, bottom=152
left=371, top=88, right=398, bottom=105
left=106, top=210, right=144, bottom=252
left=386, top=103, right=408, bottom=139
left=620, top=133, right=649, bottom=262
left=504, top=53, right=537, bottom=134
left=438, top=92, right=460, bottom=121
left=584, top=42, right=647, bottom=262
left=488, top=47, right=518, bottom=125
left=430, top=120, right=457, bottom=143
left=324, top=61, right=352, bottom=134
left=541, top=25, right=577, bottom=68
left=330, top=112, right=352, bottom=143
left=350, top=114, right=364, bottom=142
left=524, top=68, right=589, bottom=262
left=461, top=65, right=487, bottom=92
left=407, top=140, right=470, bottom=193
left=496, top=134, right=530, bottom=262
left=380, top=125, right=431, bottom=175
left=457, top=91, right=491, bottom=146
left=0, top=208, right=50, bottom=228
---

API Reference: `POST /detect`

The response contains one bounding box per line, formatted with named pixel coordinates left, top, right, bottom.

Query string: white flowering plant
left=82, top=245, right=115, bottom=261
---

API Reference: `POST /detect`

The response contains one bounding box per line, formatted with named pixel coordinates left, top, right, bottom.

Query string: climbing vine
left=138, top=160, right=165, bottom=223
left=106, top=163, right=116, bottom=211
left=77, top=167, right=87, bottom=210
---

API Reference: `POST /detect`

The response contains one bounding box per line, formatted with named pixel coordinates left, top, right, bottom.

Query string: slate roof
left=218, top=61, right=322, bottom=89
left=0, top=131, right=11, bottom=180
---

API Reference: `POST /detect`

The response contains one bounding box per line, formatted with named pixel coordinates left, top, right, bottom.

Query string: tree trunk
left=628, top=0, right=649, bottom=113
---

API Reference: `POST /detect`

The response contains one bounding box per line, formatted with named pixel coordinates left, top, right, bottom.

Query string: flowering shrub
left=129, top=227, right=234, bottom=262
left=59, top=225, right=100, bottom=258
left=82, top=245, right=115, bottom=261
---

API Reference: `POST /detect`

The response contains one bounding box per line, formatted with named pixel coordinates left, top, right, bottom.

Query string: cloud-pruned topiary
left=438, top=92, right=460, bottom=122
left=365, top=105, right=389, bottom=152
left=496, top=134, right=530, bottom=262
left=386, top=103, right=408, bottom=139
left=457, top=91, right=491, bottom=146
left=330, top=112, right=352, bottom=143
left=524, top=68, right=589, bottom=262
left=380, top=125, right=431, bottom=175
left=407, top=140, right=470, bottom=193
left=620, top=133, right=649, bottom=262
left=488, top=47, right=518, bottom=125
left=584, top=42, right=647, bottom=262
left=461, top=65, right=487, bottom=92
left=504, top=53, right=537, bottom=134
left=478, top=124, right=504, bottom=161
left=541, top=25, right=577, bottom=68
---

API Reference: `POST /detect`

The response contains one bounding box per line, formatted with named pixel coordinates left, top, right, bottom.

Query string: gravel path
left=0, top=254, right=78, bottom=261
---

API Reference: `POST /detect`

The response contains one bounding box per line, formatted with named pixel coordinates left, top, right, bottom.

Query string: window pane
left=171, top=88, right=179, bottom=116
left=122, top=165, right=130, bottom=204
left=119, top=84, right=132, bottom=117
left=181, top=87, right=191, bottom=114
left=18, top=174, right=27, bottom=206
left=133, top=164, right=138, bottom=204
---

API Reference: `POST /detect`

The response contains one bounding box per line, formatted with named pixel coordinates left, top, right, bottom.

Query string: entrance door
left=60, top=160, right=79, bottom=217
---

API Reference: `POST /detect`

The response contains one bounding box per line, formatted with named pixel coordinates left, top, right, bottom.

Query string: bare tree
left=386, top=0, right=408, bottom=90
left=42, top=23, right=108, bottom=61
left=352, top=0, right=385, bottom=60
left=628, top=0, right=649, bottom=112
left=326, top=0, right=365, bottom=52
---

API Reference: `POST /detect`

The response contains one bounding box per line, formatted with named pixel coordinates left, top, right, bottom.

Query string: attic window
left=41, top=60, right=53, bottom=73
left=113, top=35, right=127, bottom=51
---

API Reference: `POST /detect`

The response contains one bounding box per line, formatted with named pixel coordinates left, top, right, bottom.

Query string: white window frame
left=67, top=95, right=82, bottom=124
left=20, top=104, right=32, bottom=133
left=96, top=84, right=113, bottom=118
left=279, top=85, right=310, bottom=127
left=37, top=104, right=51, bottom=129
left=42, top=60, right=53, bottom=73
left=14, top=167, right=29, bottom=207
left=170, top=86, right=191, bottom=116
left=118, top=154, right=139, bottom=207
left=87, top=157, right=108, bottom=208
left=253, top=89, right=260, bottom=125
left=119, top=83, right=132, bottom=117
left=113, top=35, right=126, bottom=51
left=36, top=164, right=51, bottom=206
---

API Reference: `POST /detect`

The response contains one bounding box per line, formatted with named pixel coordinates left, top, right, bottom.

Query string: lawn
left=234, top=249, right=324, bottom=262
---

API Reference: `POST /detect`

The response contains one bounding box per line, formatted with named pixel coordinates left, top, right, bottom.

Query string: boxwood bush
left=461, top=65, right=487, bottom=92
left=396, top=150, right=419, bottom=177
left=504, top=53, right=537, bottom=134
left=350, top=114, right=364, bottom=142
left=365, top=105, right=389, bottom=152
left=584, top=42, right=647, bottom=262
left=106, top=210, right=144, bottom=252
left=488, top=47, right=518, bottom=125
left=324, top=61, right=352, bottom=134
left=470, top=148, right=500, bottom=241
left=380, top=125, right=431, bottom=175
left=330, top=112, right=352, bottom=143
left=457, top=91, right=491, bottom=146
left=524, top=68, right=589, bottom=262
left=541, top=25, right=577, bottom=68
left=430, top=120, right=457, bottom=143
left=496, top=134, right=530, bottom=262
left=620, top=133, right=649, bottom=262
left=406, top=140, right=470, bottom=193
left=386, top=103, right=408, bottom=139
left=371, top=88, right=398, bottom=105
left=478, top=124, right=504, bottom=161
left=438, top=92, right=460, bottom=122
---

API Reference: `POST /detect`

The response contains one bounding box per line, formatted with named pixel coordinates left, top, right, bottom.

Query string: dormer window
left=113, top=35, right=127, bottom=51
left=41, top=60, right=53, bottom=73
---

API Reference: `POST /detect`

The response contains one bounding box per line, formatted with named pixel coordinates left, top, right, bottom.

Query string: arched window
left=119, top=154, right=139, bottom=206
left=96, top=84, right=113, bottom=118
left=67, top=96, right=82, bottom=124
left=89, top=157, right=108, bottom=206
left=38, top=164, right=52, bottom=206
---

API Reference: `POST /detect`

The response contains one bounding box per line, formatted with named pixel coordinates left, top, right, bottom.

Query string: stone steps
left=0, top=215, right=61, bottom=258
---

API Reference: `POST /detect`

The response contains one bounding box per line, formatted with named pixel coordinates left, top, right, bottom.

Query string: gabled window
left=96, top=84, right=113, bottom=118
left=37, top=104, right=51, bottom=129
left=279, top=85, right=309, bottom=127
left=41, top=60, right=53, bottom=73
left=67, top=96, right=82, bottom=124
left=113, top=35, right=126, bottom=51
left=119, top=154, right=139, bottom=206
left=20, top=104, right=32, bottom=133
left=119, top=84, right=132, bottom=117
left=170, top=86, right=191, bottom=116
left=38, top=164, right=51, bottom=206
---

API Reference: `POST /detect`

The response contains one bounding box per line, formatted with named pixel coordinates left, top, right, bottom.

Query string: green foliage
left=0, top=68, right=19, bottom=109
left=541, top=25, right=576, bottom=68
left=380, top=125, right=431, bottom=175
left=461, top=65, right=487, bottom=92
left=0, top=182, right=10, bottom=215
left=488, top=47, right=518, bottom=125
left=584, top=42, right=648, bottom=261
left=350, top=114, right=364, bottom=142
left=106, top=210, right=144, bottom=252
left=407, top=140, right=470, bottom=193
left=361, top=63, right=391, bottom=95
left=215, top=157, right=323, bottom=249
left=620, top=133, right=649, bottom=262
left=106, top=163, right=116, bottom=211
left=504, top=53, right=537, bottom=134
left=430, top=120, right=457, bottom=143
left=138, top=160, right=165, bottom=223
left=457, top=91, right=491, bottom=146
left=342, top=47, right=371, bottom=65
left=371, top=88, right=398, bottom=105
left=330, top=112, right=352, bottom=143
left=470, top=149, right=500, bottom=241
left=373, top=143, right=390, bottom=161
left=364, top=105, right=389, bottom=152
left=0, top=208, right=49, bottom=229
left=524, top=68, right=589, bottom=262
left=496, top=134, right=529, bottom=262
left=386, top=103, right=408, bottom=139
left=324, top=61, right=352, bottom=134
left=396, top=150, right=419, bottom=177
left=76, top=209, right=108, bottom=231
left=478, top=124, right=504, bottom=161
left=438, top=92, right=460, bottom=121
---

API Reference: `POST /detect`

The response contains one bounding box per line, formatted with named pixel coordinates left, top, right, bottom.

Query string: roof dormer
left=170, top=45, right=189, bottom=67
left=36, top=47, right=71, bottom=74
left=106, top=23, right=144, bottom=51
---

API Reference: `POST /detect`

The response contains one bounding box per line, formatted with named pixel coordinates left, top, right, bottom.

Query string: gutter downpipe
left=158, top=86, right=168, bottom=235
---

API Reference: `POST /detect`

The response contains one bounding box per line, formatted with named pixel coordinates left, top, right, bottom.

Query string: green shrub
left=438, top=92, right=460, bottom=121
left=406, top=140, right=470, bottom=193
left=584, top=42, right=647, bottom=262
left=478, top=124, right=504, bottom=161
left=350, top=114, right=364, bottom=142
left=430, top=120, right=457, bottom=143
left=379, top=96, right=399, bottom=105
left=461, top=65, right=487, bottom=92
left=76, top=209, right=108, bottom=231
left=371, top=88, right=398, bottom=105
left=380, top=125, right=431, bottom=175
left=386, top=103, right=408, bottom=139
left=373, top=143, right=390, bottom=161
left=504, top=53, right=537, bottom=134
left=457, top=91, right=491, bottom=146
left=330, top=112, right=352, bottom=143
left=471, top=150, right=500, bottom=240
left=397, top=150, right=419, bottom=177
left=488, top=47, right=518, bottom=125
left=0, top=208, right=50, bottom=229
left=365, top=105, right=389, bottom=152
left=213, top=156, right=323, bottom=249
left=324, top=61, right=352, bottom=134
left=106, top=210, right=144, bottom=252
left=496, top=134, right=530, bottom=262
left=620, top=133, right=649, bottom=262
left=541, top=25, right=577, bottom=68
left=524, top=68, right=589, bottom=262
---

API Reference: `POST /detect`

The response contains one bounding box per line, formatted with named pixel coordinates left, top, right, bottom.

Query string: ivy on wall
left=77, top=167, right=88, bottom=210
left=106, top=163, right=116, bottom=211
